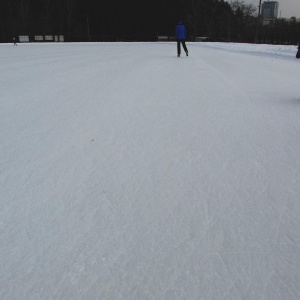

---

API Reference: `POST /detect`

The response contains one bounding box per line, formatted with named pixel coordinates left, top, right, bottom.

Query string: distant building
left=262, top=1, right=279, bottom=19
left=285, top=17, right=300, bottom=24
left=262, top=18, right=275, bottom=26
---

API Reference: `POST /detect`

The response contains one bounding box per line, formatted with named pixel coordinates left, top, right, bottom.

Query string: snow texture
left=1, top=42, right=300, bottom=300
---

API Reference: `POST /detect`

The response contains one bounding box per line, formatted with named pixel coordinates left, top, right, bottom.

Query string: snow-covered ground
left=1, top=42, right=300, bottom=300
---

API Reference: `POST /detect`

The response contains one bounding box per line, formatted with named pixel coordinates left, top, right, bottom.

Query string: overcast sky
left=236, top=0, right=300, bottom=18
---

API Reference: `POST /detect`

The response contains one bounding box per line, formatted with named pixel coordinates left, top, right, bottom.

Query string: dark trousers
left=177, top=40, right=188, bottom=55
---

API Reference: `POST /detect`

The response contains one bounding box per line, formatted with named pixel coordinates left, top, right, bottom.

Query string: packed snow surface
left=1, top=42, right=300, bottom=299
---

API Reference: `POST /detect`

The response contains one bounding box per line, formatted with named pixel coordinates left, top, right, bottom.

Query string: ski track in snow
left=1, top=42, right=300, bottom=299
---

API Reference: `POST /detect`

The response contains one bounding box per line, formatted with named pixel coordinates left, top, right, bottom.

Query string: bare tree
left=184, top=0, right=204, bottom=38
left=41, top=0, right=53, bottom=34
left=14, top=0, right=31, bottom=33
left=184, top=0, right=232, bottom=40
left=230, top=0, right=256, bottom=17
left=64, top=0, right=77, bottom=38
left=229, top=0, right=257, bottom=42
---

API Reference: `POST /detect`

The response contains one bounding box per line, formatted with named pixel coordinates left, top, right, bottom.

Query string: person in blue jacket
left=176, top=21, right=188, bottom=57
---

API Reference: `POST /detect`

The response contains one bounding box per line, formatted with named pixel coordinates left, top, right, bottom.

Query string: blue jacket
left=176, top=21, right=186, bottom=40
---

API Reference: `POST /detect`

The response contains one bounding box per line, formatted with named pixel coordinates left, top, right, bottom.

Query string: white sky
left=233, top=0, right=300, bottom=18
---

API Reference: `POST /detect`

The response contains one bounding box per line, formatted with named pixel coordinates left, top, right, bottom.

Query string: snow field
left=1, top=42, right=300, bottom=299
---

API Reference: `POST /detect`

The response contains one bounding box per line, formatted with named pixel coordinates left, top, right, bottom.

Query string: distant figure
left=296, top=44, right=300, bottom=59
left=175, top=21, right=188, bottom=57
left=13, top=37, right=17, bottom=46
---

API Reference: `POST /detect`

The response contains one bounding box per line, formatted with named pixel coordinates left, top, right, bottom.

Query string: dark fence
left=0, top=34, right=161, bottom=43
left=1, top=31, right=299, bottom=45
left=258, top=30, right=300, bottom=45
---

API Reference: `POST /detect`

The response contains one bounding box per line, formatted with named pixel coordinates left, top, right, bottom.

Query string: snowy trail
left=1, top=42, right=300, bottom=299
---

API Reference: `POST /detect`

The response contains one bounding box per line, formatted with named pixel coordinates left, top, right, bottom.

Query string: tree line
left=0, top=0, right=252, bottom=42
left=0, top=0, right=298, bottom=44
